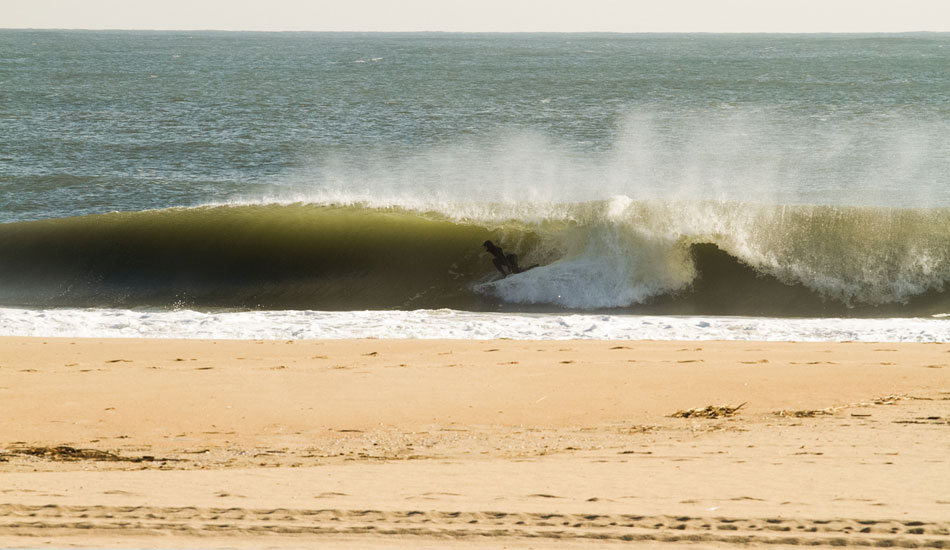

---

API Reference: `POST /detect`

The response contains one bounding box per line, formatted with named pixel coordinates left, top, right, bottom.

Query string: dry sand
left=1, top=337, right=948, bottom=548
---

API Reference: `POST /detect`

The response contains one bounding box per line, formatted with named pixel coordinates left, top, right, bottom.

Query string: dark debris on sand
left=1, top=445, right=164, bottom=463
left=671, top=403, right=746, bottom=419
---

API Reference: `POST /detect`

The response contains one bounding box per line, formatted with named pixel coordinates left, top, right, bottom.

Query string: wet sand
left=1, top=337, right=949, bottom=548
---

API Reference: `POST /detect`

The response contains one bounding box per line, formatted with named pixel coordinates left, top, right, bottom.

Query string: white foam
left=476, top=254, right=673, bottom=309
left=0, top=307, right=947, bottom=343
left=474, top=197, right=698, bottom=309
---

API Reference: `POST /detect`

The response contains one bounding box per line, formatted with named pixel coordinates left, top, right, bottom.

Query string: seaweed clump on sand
left=1, top=445, right=157, bottom=462
left=671, top=403, right=746, bottom=419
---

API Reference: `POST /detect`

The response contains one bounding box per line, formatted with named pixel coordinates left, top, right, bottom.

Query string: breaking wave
left=1, top=199, right=949, bottom=316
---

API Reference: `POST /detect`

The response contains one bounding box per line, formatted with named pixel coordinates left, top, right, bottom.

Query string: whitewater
left=3, top=307, right=949, bottom=342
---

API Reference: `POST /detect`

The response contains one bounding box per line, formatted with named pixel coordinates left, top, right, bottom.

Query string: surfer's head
left=482, top=240, right=493, bottom=248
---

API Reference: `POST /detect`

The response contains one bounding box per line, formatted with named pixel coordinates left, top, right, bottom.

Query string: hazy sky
left=6, top=0, right=950, bottom=33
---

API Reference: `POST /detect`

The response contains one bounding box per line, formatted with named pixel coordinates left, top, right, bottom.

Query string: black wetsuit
left=483, top=240, right=519, bottom=276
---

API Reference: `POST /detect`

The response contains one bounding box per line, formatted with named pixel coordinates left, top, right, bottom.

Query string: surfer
left=483, top=240, right=527, bottom=276
left=483, top=240, right=514, bottom=276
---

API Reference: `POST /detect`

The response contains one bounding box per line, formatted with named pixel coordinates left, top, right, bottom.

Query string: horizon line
left=3, top=28, right=948, bottom=34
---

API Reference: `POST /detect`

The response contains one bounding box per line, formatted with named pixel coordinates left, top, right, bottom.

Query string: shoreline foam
left=2, top=306, right=950, bottom=342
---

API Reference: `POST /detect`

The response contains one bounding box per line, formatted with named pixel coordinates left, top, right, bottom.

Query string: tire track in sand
left=0, top=504, right=948, bottom=547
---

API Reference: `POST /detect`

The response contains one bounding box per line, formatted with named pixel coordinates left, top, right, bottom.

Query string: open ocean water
left=2, top=30, right=950, bottom=340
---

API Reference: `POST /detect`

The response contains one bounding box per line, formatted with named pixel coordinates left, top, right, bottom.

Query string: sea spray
left=264, top=107, right=950, bottom=217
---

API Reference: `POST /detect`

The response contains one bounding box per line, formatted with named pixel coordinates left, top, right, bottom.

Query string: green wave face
left=1, top=200, right=949, bottom=316
left=0, top=204, right=517, bottom=310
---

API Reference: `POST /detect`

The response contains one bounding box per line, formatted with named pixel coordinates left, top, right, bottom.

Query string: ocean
left=2, top=30, right=950, bottom=340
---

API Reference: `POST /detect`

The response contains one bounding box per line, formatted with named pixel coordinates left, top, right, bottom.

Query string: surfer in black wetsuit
left=483, top=240, right=524, bottom=276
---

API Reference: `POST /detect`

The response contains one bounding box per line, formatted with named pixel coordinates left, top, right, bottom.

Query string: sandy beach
left=1, top=336, right=949, bottom=548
